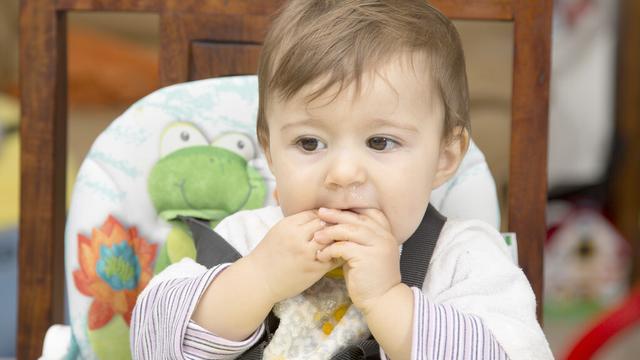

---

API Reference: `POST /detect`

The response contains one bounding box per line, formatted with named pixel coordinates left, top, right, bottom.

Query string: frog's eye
left=160, top=122, right=208, bottom=157
left=211, top=132, right=256, bottom=161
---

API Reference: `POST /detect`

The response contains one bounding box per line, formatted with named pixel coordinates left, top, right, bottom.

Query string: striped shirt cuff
left=410, top=287, right=509, bottom=360
left=184, top=320, right=266, bottom=359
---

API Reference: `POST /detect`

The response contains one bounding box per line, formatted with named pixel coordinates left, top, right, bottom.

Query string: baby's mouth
left=318, top=203, right=374, bottom=214
left=337, top=207, right=369, bottom=215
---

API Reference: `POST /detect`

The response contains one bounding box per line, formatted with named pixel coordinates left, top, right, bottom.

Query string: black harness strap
left=179, top=216, right=242, bottom=266
left=183, top=204, right=446, bottom=360
left=400, top=204, right=446, bottom=289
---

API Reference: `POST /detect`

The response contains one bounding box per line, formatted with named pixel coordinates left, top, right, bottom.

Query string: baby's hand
left=245, top=210, right=338, bottom=303
left=314, top=208, right=402, bottom=314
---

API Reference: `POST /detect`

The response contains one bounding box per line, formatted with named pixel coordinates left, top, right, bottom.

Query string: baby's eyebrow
left=280, top=118, right=321, bottom=132
left=279, top=116, right=419, bottom=133
left=368, top=118, right=419, bottom=133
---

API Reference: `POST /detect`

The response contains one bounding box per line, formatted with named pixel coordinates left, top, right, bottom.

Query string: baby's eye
left=367, top=136, right=399, bottom=151
left=296, top=137, right=327, bottom=152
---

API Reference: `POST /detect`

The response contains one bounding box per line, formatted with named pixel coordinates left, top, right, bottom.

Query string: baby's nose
left=324, top=153, right=366, bottom=189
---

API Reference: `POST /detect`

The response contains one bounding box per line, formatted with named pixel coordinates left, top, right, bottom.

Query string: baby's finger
left=313, top=223, right=374, bottom=246
left=356, top=208, right=391, bottom=230
left=317, top=207, right=371, bottom=227
left=301, top=218, right=328, bottom=239
left=316, top=241, right=361, bottom=263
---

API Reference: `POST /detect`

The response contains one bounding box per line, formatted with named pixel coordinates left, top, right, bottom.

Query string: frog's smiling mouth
left=174, top=177, right=257, bottom=220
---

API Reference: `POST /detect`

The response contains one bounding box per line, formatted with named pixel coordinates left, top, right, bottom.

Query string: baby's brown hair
left=256, top=0, right=470, bottom=150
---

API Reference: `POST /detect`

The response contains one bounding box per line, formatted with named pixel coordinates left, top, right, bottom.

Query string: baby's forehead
left=265, top=72, right=445, bottom=142
left=274, top=54, right=438, bottom=109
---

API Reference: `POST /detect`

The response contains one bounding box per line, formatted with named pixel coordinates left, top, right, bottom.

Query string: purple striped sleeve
left=131, top=263, right=265, bottom=359
left=183, top=320, right=265, bottom=359
left=403, top=287, right=510, bottom=360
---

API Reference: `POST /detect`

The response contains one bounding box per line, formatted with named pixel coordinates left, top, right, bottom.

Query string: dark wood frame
left=610, top=0, right=640, bottom=285
left=18, top=0, right=552, bottom=358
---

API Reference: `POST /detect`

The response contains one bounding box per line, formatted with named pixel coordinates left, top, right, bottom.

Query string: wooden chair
left=18, top=0, right=551, bottom=358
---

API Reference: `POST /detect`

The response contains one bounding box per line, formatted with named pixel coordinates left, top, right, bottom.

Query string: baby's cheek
left=278, top=190, right=316, bottom=216
left=390, top=202, right=429, bottom=243
left=276, top=167, right=324, bottom=215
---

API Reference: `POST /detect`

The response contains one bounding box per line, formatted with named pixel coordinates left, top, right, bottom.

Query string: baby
left=131, top=1, right=553, bottom=359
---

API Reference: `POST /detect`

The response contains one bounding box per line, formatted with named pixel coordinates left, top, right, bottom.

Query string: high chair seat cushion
left=61, top=75, right=500, bottom=359
left=65, top=76, right=276, bottom=359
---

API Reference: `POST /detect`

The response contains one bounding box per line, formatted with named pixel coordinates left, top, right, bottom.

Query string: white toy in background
left=545, top=201, right=630, bottom=306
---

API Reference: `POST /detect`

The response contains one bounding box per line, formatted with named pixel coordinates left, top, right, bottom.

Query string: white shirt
left=132, top=206, right=552, bottom=359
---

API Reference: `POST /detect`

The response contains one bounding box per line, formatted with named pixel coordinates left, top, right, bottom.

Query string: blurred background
left=1, top=0, right=639, bottom=358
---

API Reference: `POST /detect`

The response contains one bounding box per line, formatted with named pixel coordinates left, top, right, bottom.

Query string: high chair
left=19, top=1, right=552, bottom=358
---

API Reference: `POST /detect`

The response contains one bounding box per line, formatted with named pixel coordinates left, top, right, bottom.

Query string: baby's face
left=265, top=57, right=450, bottom=243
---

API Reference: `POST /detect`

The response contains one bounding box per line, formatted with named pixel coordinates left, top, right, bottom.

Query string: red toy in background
left=564, top=284, right=640, bottom=360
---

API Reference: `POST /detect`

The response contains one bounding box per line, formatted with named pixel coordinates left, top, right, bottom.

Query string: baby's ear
left=432, top=126, right=469, bottom=189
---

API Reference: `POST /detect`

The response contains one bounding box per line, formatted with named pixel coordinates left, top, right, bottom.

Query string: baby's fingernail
left=319, top=207, right=329, bottom=214
left=319, top=220, right=327, bottom=226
